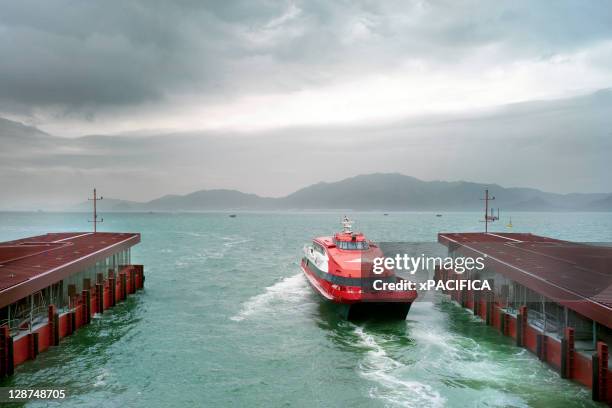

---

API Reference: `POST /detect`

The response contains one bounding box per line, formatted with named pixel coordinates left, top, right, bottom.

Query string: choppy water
left=1, top=211, right=611, bottom=407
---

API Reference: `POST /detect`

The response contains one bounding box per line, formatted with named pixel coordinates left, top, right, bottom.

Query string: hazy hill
left=71, top=198, right=142, bottom=212
left=585, top=195, right=612, bottom=211
left=70, top=173, right=612, bottom=212
left=144, top=190, right=275, bottom=211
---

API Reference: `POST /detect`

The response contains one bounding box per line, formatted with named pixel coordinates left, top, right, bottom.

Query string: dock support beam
left=68, top=284, right=76, bottom=303
left=516, top=306, right=527, bottom=347
left=96, top=283, right=104, bottom=314
left=48, top=305, right=57, bottom=346
left=82, top=290, right=91, bottom=324
left=53, top=311, right=60, bottom=346
left=500, top=311, right=508, bottom=336
left=592, top=342, right=608, bottom=402
left=561, top=327, right=575, bottom=379
left=70, top=311, right=76, bottom=334
left=6, top=336, right=13, bottom=376
left=120, top=272, right=127, bottom=301
left=109, top=270, right=116, bottom=307
left=29, top=332, right=39, bottom=360
left=537, top=334, right=547, bottom=362
left=97, top=273, right=105, bottom=313
left=0, top=326, right=10, bottom=377
left=129, top=268, right=136, bottom=294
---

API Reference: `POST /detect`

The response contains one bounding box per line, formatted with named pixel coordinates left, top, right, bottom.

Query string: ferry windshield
left=336, top=240, right=369, bottom=250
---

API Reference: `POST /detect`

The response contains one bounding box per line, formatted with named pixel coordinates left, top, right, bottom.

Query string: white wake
left=230, top=273, right=312, bottom=321
left=354, top=326, right=445, bottom=408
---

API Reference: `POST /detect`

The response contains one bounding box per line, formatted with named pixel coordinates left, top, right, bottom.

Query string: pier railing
left=0, top=304, right=50, bottom=336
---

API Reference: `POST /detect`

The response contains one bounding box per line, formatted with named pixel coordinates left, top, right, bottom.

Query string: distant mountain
left=71, top=198, right=142, bottom=212
left=584, top=194, right=612, bottom=211
left=144, top=190, right=276, bottom=211
left=70, top=173, right=612, bottom=212
left=509, top=197, right=559, bottom=212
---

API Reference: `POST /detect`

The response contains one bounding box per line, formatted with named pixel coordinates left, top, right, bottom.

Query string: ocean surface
left=1, top=211, right=611, bottom=407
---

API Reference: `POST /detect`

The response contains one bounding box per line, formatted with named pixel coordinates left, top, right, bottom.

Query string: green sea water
left=1, top=211, right=611, bottom=407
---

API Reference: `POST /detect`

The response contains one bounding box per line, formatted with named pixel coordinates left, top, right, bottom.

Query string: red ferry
left=301, top=217, right=417, bottom=320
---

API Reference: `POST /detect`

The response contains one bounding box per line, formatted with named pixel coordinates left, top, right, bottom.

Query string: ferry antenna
left=88, top=188, right=104, bottom=233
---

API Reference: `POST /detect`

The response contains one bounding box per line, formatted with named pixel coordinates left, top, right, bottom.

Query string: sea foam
left=354, top=326, right=445, bottom=408
left=230, top=273, right=311, bottom=321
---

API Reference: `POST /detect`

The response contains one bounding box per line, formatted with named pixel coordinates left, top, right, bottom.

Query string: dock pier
left=436, top=232, right=612, bottom=404
left=0, top=232, right=144, bottom=377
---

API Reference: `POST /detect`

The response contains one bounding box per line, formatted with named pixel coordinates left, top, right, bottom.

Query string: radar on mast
left=341, top=216, right=353, bottom=234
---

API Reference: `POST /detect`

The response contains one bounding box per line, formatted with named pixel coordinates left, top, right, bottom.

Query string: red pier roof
left=438, top=232, right=612, bottom=329
left=0, top=232, right=140, bottom=308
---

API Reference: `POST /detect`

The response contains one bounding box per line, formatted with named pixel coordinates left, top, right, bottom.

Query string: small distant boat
left=229, top=214, right=237, bottom=218
left=383, top=213, right=389, bottom=216
left=507, top=217, right=513, bottom=228
left=436, top=214, right=443, bottom=217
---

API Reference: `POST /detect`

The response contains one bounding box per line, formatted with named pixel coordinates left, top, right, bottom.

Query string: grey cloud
left=1, top=0, right=611, bottom=116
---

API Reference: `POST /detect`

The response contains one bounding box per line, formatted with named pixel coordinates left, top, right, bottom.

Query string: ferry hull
left=338, top=301, right=412, bottom=321
left=301, top=259, right=414, bottom=321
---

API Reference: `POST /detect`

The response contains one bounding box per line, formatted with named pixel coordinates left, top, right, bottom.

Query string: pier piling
left=0, top=326, right=9, bottom=377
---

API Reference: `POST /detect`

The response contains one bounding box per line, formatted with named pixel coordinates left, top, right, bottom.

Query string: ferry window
left=313, top=243, right=325, bottom=255
left=336, top=240, right=369, bottom=250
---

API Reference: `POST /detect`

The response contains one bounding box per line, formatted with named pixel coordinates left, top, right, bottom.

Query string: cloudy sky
left=1, top=0, right=611, bottom=208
